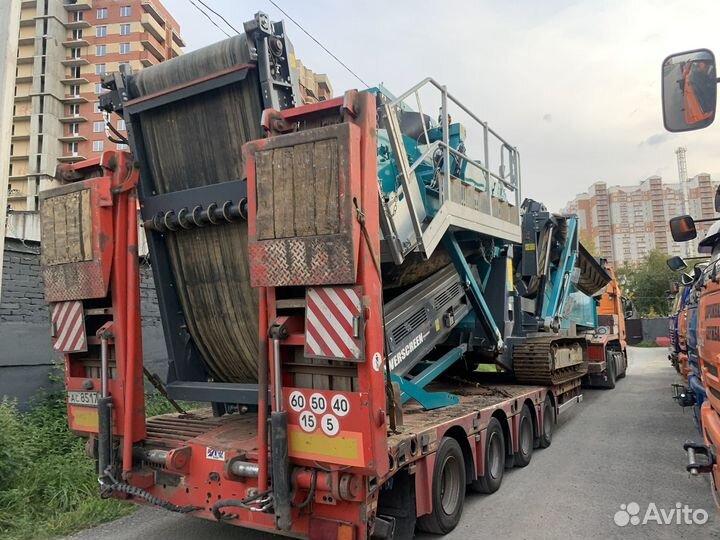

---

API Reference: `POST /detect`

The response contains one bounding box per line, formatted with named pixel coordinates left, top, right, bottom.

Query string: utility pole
left=675, top=146, right=691, bottom=257
left=0, top=1, right=21, bottom=294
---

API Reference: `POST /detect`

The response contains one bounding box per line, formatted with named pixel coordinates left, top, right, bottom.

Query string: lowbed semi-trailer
left=41, top=151, right=584, bottom=539
left=39, top=12, right=615, bottom=539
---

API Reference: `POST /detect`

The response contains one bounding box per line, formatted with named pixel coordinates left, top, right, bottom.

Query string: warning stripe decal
left=52, top=301, right=87, bottom=353
left=305, top=287, right=361, bottom=360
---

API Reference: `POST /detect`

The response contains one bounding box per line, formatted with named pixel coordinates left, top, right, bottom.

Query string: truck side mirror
left=680, top=273, right=694, bottom=286
left=715, top=185, right=720, bottom=212
left=662, top=48, right=717, bottom=132
left=669, top=215, right=697, bottom=242
left=666, top=256, right=688, bottom=272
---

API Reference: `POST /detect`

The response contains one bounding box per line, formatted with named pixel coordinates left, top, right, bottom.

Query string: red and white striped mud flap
left=305, top=287, right=363, bottom=361
left=50, top=301, right=88, bottom=353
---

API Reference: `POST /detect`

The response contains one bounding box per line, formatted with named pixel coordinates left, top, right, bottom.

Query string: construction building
left=5, top=0, right=183, bottom=241
left=563, top=174, right=718, bottom=265
left=296, top=58, right=333, bottom=104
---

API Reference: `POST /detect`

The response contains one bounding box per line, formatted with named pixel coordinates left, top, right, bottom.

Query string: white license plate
left=67, top=391, right=98, bottom=407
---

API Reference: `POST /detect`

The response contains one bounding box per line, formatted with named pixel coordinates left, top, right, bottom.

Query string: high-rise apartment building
left=562, top=174, right=718, bottom=265
left=296, top=58, right=333, bottom=104
left=6, top=0, right=183, bottom=240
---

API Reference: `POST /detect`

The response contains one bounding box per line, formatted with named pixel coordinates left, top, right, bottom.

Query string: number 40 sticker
left=331, top=394, right=350, bottom=416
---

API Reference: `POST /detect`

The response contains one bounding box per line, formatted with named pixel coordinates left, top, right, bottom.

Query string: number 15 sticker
left=299, top=411, right=316, bottom=432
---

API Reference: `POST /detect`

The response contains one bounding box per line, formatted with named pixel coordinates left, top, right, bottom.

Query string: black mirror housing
left=669, top=215, right=698, bottom=242
left=667, top=255, right=688, bottom=272
left=662, top=48, right=717, bottom=132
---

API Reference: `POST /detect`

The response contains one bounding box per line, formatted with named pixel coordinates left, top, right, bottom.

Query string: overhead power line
left=265, top=0, right=370, bottom=88
left=195, top=0, right=242, bottom=35
left=186, top=0, right=231, bottom=38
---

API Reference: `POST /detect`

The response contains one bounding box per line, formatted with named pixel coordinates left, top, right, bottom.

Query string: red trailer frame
left=40, top=93, right=569, bottom=540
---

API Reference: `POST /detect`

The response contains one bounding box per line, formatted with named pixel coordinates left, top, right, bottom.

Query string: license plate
left=67, top=391, right=98, bottom=407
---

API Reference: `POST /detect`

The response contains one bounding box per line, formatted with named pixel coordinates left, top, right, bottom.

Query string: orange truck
left=662, top=47, right=720, bottom=506
left=583, top=261, right=629, bottom=388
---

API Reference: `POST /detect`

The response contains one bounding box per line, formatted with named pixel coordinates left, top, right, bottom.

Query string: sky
left=161, top=0, right=720, bottom=211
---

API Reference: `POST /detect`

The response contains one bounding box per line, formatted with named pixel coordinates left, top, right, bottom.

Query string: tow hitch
left=672, top=383, right=696, bottom=408
left=684, top=441, right=716, bottom=475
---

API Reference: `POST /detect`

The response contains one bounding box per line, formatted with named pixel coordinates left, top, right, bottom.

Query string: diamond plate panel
left=43, top=262, right=107, bottom=303
left=249, top=235, right=355, bottom=287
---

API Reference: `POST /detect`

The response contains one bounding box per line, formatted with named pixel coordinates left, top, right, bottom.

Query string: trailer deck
left=145, top=383, right=556, bottom=458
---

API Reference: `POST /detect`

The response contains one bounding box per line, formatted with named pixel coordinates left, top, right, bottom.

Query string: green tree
left=579, top=230, right=598, bottom=257
left=616, top=249, right=675, bottom=317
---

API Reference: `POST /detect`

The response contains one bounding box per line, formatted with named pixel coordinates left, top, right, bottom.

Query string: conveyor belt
left=130, top=36, right=263, bottom=383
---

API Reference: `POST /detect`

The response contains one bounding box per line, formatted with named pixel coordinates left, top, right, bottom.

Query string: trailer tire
left=470, top=417, right=505, bottom=494
left=616, top=353, right=627, bottom=379
left=605, top=353, right=616, bottom=389
left=417, top=437, right=465, bottom=534
left=539, top=395, right=554, bottom=449
left=513, top=404, right=534, bottom=467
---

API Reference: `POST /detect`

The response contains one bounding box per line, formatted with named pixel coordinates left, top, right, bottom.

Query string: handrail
left=407, top=139, right=516, bottom=191
left=386, top=77, right=521, bottom=207
left=387, top=77, right=518, bottom=151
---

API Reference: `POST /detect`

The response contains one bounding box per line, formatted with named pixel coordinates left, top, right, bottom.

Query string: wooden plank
left=53, top=196, right=68, bottom=264
left=330, top=360, right=353, bottom=392
left=312, top=139, right=339, bottom=235
left=65, top=192, right=82, bottom=262
left=311, top=356, right=330, bottom=391
left=255, top=150, right=275, bottom=240
left=292, top=142, right=316, bottom=237
left=80, top=189, right=93, bottom=261
left=40, top=199, right=55, bottom=265
left=273, top=147, right=295, bottom=238
left=292, top=348, right=313, bottom=389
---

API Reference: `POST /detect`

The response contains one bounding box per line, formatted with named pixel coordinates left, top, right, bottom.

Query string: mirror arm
left=693, top=217, right=720, bottom=224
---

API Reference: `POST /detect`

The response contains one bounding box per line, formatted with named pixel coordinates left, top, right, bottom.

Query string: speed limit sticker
left=321, top=414, right=340, bottom=436
left=299, top=411, right=317, bottom=432
left=331, top=394, right=350, bottom=417
left=372, top=352, right=383, bottom=372
left=309, top=393, right=327, bottom=414
left=289, top=391, right=306, bottom=412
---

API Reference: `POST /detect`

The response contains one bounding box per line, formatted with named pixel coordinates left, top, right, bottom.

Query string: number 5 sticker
left=322, top=414, right=340, bottom=436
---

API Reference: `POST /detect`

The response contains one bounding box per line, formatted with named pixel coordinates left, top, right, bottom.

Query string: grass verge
left=632, top=340, right=665, bottom=348
left=0, top=379, right=186, bottom=540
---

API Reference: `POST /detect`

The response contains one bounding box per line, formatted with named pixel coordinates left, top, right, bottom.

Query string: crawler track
left=512, top=338, right=588, bottom=385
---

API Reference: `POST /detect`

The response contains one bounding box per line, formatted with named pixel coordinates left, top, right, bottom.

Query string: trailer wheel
left=616, top=353, right=627, bottom=379
left=539, top=395, right=554, bottom=449
left=470, top=417, right=505, bottom=494
left=513, top=404, right=534, bottom=467
left=605, top=353, right=617, bottom=389
left=417, top=437, right=465, bottom=534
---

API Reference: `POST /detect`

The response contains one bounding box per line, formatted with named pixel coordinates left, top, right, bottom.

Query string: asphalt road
left=66, top=347, right=720, bottom=540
